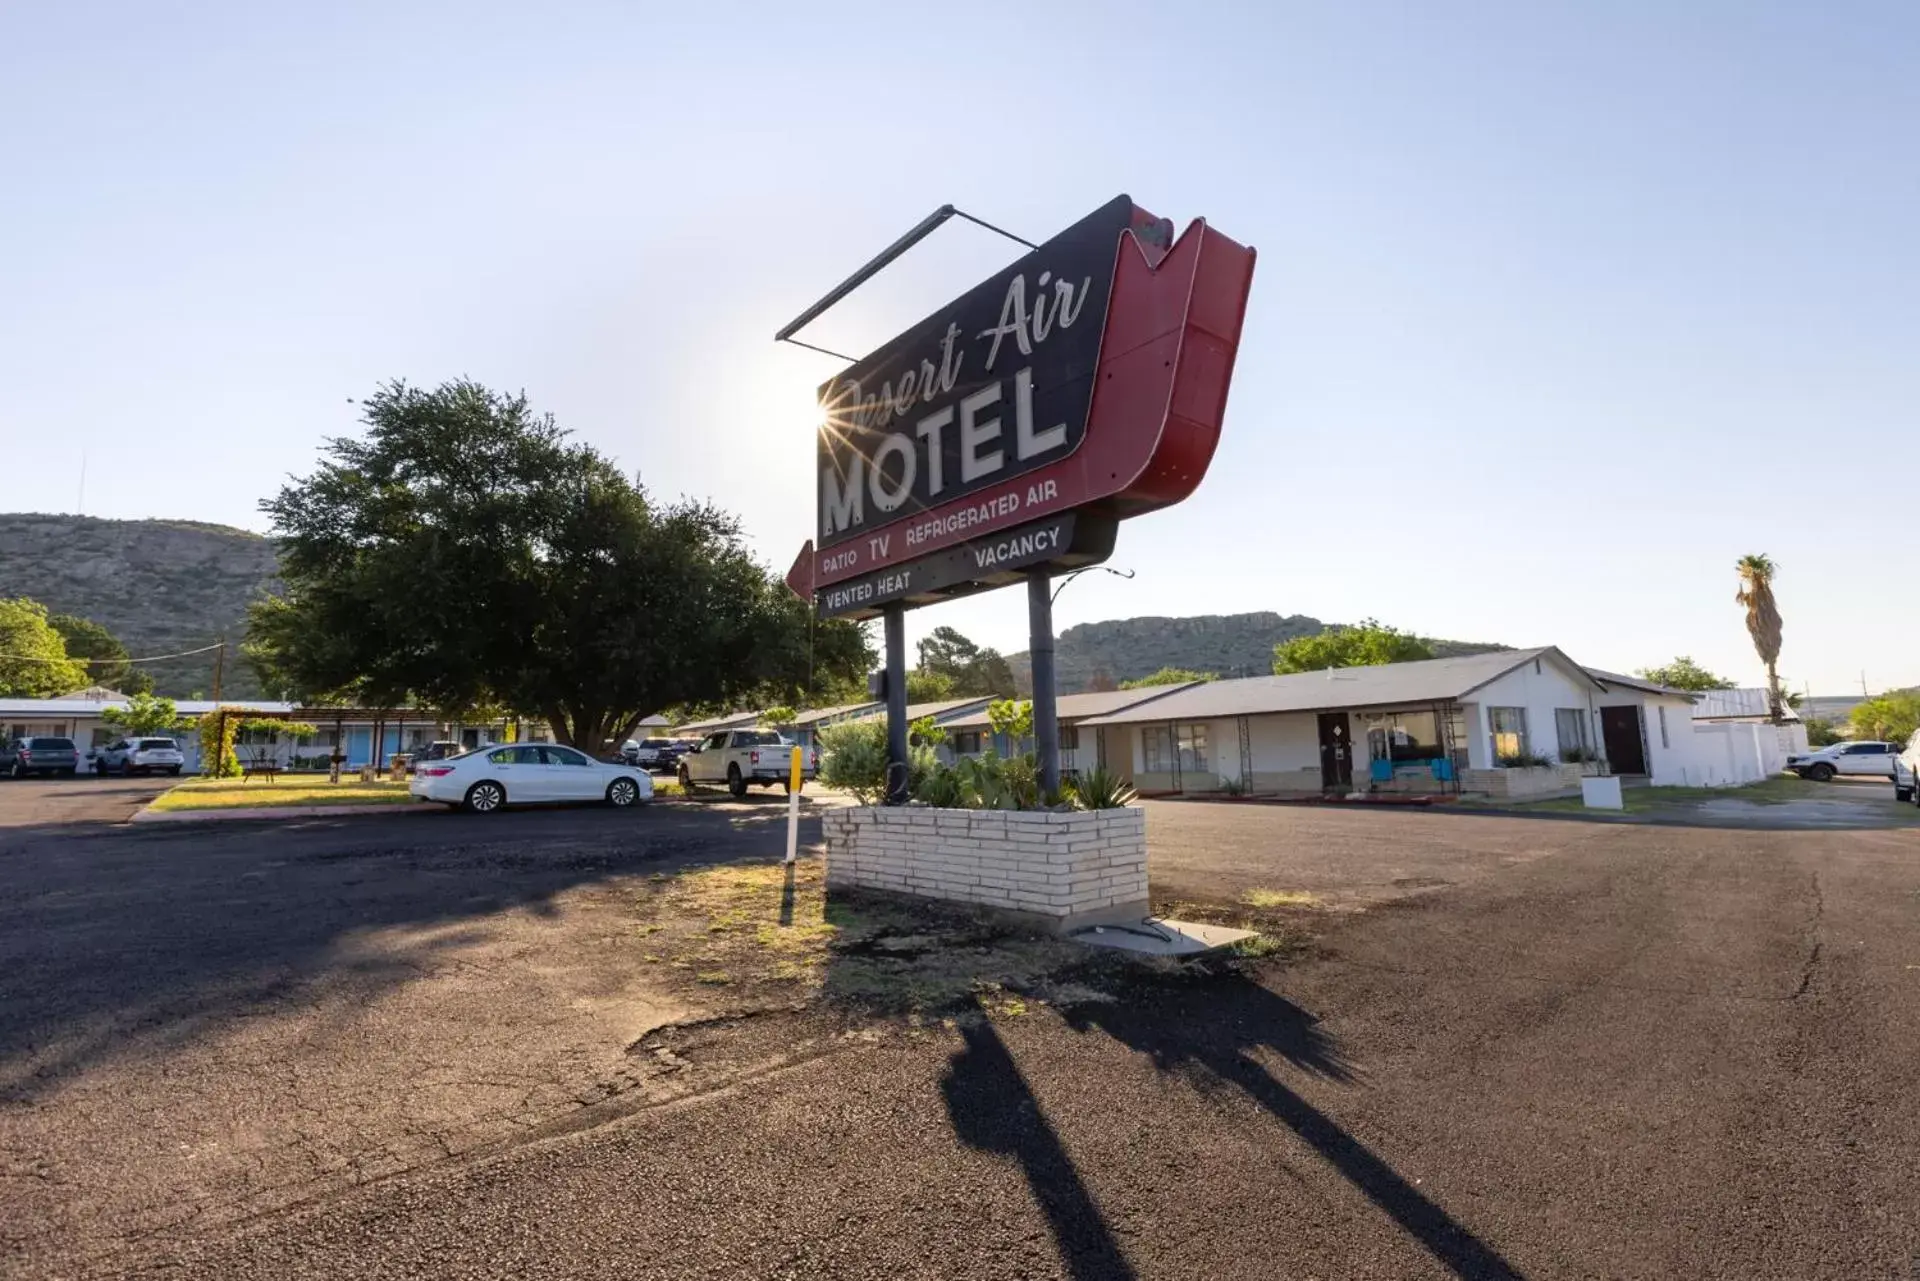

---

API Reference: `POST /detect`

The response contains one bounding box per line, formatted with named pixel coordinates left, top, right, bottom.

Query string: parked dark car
left=629, top=737, right=680, bottom=769
left=405, top=741, right=468, bottom=774
left=2, top=736, right=81, bottom=778
left=652, top=739, right=701, bottom=771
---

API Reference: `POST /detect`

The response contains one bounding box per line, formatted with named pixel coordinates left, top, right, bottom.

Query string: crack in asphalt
left=1790, top=872, right=1825, bottom=1001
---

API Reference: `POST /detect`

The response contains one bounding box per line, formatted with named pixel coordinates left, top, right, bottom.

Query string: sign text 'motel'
left=787, top=194, right=1257, bottom=619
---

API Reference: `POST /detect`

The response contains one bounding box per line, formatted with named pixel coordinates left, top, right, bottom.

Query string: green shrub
left=818, top=718, right=936, bottom=804
left=1065, top=767, right=1137, bottom=810
left=1496, top=750, right=1557, bottom=769
left=915, top=762, right=970, bottom=808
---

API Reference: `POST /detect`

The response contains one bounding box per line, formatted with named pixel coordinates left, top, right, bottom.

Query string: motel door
left=1600, top=707, right=1649, bottom=776
left=1318, top=712, right=1354, bottom=791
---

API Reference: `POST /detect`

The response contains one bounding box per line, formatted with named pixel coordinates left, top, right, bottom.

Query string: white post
left=783, top=745, right=803, bottom=865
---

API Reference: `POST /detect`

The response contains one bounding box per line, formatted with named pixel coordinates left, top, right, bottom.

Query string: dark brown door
left=1318, top=712, right=1353, bottom=790
left=1600, top=706, right=1648, bottom=775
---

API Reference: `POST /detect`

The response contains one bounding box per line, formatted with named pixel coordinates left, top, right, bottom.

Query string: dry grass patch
left=1240, top=887, right=1321, bottom=910
left=631, top=858, right=1144, bottom=1017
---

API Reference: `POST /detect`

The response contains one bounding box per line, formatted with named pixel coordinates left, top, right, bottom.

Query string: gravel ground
left=5, top=783, right=1919, bottom=1279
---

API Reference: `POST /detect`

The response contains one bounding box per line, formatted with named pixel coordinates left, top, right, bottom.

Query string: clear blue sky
left=3, top=1, right=1913, bottom=694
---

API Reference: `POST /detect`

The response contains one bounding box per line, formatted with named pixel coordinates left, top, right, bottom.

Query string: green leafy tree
left=1734, top=554, right=1785, bottom=720
left=1635, top=656, right=1736, bottom=692
left=987, top=698, right=1034, bottom=746
left=249, top=380, right=871, bottom=748
left=1119, top=666, right=1217, bottom=689
left=916, top=626, right=1017, bottom=698
left=905, top=668, right=957, bottom=704
left=760, top=706, right=797, bottom=727
left=1273, top=619, right=1435, bottom=674
left=49, top=613, right=135, bottom=689
left=102, top=692, right=187, bottom=738
left=1850, top=692, right=1920, bottom=745
left=1803, top=717, right=1845, bottom=748
left=0, top=598, right=89, bottom=696
left=908, top=714, right=949, bottom=749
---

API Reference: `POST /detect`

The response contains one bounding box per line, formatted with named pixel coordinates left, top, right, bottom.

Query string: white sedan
left=410, top=743, right=654, bottom=813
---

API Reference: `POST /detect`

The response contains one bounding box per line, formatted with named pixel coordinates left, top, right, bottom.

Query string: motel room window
left=1176, top=723, right=1210, bottom=773
left=1658, top=705, right=1670, bottom=749
left=1361, top=711, right=1444, bottom=764
left=1142, top=726, right=1170, bottom=772
left=1059, top=724, right=1079, bottom=751
left=1143, top=725, right=1208, bottom=773
left=1489, top=707, right=1529, bottom=761
left=953, top=731, right=983, bottom=755
left=1554, top=708, right=1592, bottom=757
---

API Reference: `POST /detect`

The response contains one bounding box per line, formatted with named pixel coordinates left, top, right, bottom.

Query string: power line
left=0, top=641, right=227, bottom=665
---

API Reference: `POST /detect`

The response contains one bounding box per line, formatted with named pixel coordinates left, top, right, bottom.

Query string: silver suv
left=95, top=737, right=186, bottom=776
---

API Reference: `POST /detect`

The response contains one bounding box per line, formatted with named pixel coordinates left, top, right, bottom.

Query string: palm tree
left=1735, top=554, right=1784, bottom=721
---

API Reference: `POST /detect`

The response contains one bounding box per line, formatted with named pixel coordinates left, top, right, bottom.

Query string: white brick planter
left=820, top=805, right=1148, bottom=933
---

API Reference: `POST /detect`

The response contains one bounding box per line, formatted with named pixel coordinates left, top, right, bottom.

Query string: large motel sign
left=780, top=194, right=1256, bottom=800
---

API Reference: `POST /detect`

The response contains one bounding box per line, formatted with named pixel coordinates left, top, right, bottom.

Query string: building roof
left=672, top=710, right=765, bottom=736
left=0, top=696, right=295, bottom=718
left=1582, top=668, right=1700, bottom=701
left=1692, top=688, right=1802, bottom=722
left=62, top=685, right=133, bottom=701
left=1079, top=647, right=1590, bottom=727
left=847, top=697, right=994, bottom=725
left=940, top=685, right=1197, bottom=731
left=787, top=701, right=882, bottom=728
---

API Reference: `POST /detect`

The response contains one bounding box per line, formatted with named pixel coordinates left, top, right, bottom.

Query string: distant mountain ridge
left=1010, top=611, right=1507, bottom=694
left=0, top=513, right=279, bottom=698
left=1, top=513, right=1509, bottom=704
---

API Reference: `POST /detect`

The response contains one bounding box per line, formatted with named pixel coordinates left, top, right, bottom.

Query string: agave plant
left=1067, top=767, right=1137, bottom=810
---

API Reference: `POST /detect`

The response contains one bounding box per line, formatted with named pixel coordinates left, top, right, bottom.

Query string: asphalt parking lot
left=0, top=772, right=174, bottom=827
left=5, top=778, right=1920, bottom=1278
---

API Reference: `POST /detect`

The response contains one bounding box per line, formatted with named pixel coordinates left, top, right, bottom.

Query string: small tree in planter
left=101, top=693, right=188, bottom=740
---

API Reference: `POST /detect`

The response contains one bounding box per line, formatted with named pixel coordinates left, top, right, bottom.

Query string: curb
left=131, top=803, right=438, bottom=823
left=128, top=794, right=718, bottom=823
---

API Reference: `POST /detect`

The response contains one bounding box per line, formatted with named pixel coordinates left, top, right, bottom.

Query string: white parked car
left=1785, top=740, right=1900, bottom=783
left=1894, top=730, right=1919, bottom=805
left=93, top=737, right=186, bottom=776
left=410, top=743, right=654, bottom=813
left=678, top=729, right=815, bottom=798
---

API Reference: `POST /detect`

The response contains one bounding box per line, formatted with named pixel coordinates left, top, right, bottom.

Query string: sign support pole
left=1028, top=572, right=1061, bottom=799
left=883, top=605, right=909, bottom=805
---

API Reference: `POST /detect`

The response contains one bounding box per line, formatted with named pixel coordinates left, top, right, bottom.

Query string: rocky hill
left=1010, top=611, right=1505, bottom=693
left=0, top=514, right=280, bottom=698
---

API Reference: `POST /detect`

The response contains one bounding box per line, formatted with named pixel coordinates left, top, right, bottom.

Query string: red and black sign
left=788, top=194, right=1255, bottom=610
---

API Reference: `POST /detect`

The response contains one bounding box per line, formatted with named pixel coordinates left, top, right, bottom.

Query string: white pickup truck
left=678, top=729, right=815, bottom=797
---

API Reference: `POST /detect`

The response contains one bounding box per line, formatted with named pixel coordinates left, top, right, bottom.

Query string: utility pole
left=211, top=638, right=226, bottom=702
